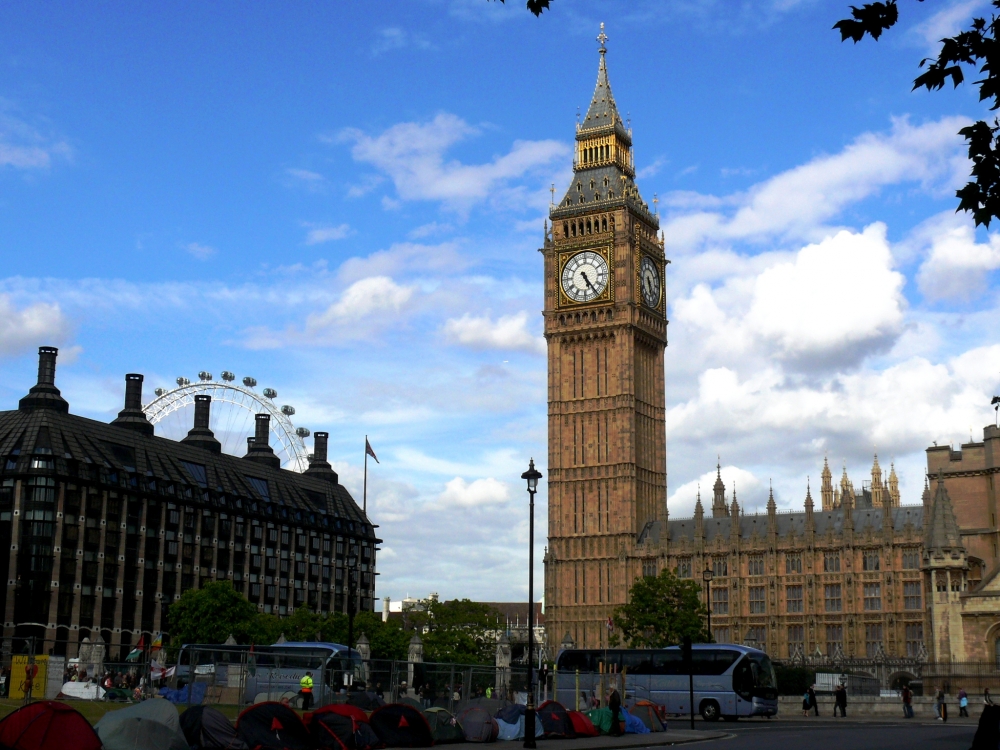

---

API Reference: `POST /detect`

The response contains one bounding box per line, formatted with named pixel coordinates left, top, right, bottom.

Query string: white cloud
left=673, top=225, right=906, bottom=369
left=303, top=223, right=351, bottom=245
left=338, top=113, right=568, bottom=212
left=746, top=225, right=906, bottom=363
left=915, top=214, right=1000, bottom=302
left=184, top=242, right=216, bottom=260
left=443, top=311, right=545, bottom=354
left=662, top=117, right=969, bottom=251
left=0, top=295, right=72, bottom=356
left=0, top=106, right=71, bottom=171
left=910, top=0, right=985, bottom=53
left=306, top=276, right=414, bottom=331
left=372, top=27, right=434, bottom=55
left=438, top=476, right=509, bottom=507
left=286, top=168, right=324, bottom=184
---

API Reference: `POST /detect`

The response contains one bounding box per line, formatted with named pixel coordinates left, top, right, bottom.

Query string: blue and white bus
left=555, top=643, right=778, bottom=721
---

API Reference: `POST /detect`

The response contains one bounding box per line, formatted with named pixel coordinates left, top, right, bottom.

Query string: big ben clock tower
left=543, top=25, right=668, bottom=650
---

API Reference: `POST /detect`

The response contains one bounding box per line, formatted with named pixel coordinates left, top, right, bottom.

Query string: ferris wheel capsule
left=263, top=388, right=277, bottom=399
left=221, top=371, right=235, bottom=382
left=176, top=377, right=190, bottom=387
left=243, top=377, right=257, bottom=388
left=154, top=388, right=165, bottom=397
left=281, top=405, right=295, bottom=416
left=296, top=427, right=310, bottom=438
left=198, top=371, right=213, bottom=381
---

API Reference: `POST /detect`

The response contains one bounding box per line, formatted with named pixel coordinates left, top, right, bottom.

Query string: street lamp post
left=521, top=458, right=543, bottom=750
left=703, top=568, right=714, bottom=642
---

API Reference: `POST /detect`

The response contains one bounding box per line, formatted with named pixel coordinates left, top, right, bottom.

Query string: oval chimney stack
left=305, top=431, right=338, bottom=483
left=111, top=373, right=154, bottom=436
left=19, top=346, right=69, bottom=413
left=181, top=394, right=222, bottom=453
left=244, top=413, right=281, bottom=469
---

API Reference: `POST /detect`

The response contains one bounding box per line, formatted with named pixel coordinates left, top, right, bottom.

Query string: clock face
left=561, top=250, right=609, bottom=303
left=640, top=255, right=661, bottom=308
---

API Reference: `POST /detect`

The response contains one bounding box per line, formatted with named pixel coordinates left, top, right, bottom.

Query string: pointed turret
left=871, top=452, right=884, bottom=507
left=553, top=24, right=655, bottom=226
left=730, top=482, right=741, bottom=542
left=694, top=487, right=704, bottom=540
left=888, top=462, right=900, bottom=507
left=805, top=478, right=815, bottom=531
left=925, top=472, right=963, bottom=553
left=821, top=456, right=834, bottom=510
left=767, top=482, right=777, bottom=533
left=712, top=460, right=727, bottom=518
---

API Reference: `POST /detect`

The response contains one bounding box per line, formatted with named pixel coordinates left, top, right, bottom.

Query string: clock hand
left=581, top=271, right=598, bottom=293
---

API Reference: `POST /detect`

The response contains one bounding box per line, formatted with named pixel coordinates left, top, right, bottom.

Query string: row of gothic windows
left=563, top=214, right=613, bottom=238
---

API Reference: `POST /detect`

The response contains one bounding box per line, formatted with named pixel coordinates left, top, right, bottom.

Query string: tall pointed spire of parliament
left=580, top=23, right=627, bottom=137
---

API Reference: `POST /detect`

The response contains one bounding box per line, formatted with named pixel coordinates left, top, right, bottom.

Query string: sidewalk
left=536, top=730, right=729, bottom=750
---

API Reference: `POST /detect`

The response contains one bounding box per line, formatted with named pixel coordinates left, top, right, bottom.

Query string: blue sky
left=1, top=0, right=999, bottom=603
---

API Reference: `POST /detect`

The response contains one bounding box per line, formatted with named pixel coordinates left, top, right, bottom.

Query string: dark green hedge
left=775, top=665, right=816, bottom=696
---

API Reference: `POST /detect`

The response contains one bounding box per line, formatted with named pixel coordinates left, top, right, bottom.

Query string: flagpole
left=363, top=435, right=368, bottom=515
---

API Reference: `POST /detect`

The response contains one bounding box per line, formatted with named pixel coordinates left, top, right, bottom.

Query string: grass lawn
left=0, top=697, right=246, bottom=725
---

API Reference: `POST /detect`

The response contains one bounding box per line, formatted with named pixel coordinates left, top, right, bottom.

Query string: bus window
left=749, top=654, right=777, bottom=690
left=620, top=651, right=654, bottom=674
left=694, top=649, right=741, bottom=675
left=651, top=650, right=683, bottom=675
left=557, top=650, right=597, bottom=672
left=732, top=657, right=754, bottom=700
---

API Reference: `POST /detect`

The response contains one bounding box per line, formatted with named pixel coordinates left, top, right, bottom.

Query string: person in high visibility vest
left=300, top=671, right=314, bottom=711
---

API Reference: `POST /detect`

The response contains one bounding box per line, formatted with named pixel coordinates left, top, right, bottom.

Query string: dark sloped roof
left=0, top=407, right=375, bottom=538
left=579, top=52, right=628, bottom=140
left=640, top=505, right=924, bottom=546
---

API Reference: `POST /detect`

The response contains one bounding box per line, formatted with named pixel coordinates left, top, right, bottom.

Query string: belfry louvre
left=0, top=347, right=378, bottom=658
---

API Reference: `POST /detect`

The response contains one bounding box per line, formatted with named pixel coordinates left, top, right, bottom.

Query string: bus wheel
left=700, top=700, right=721, bottom=722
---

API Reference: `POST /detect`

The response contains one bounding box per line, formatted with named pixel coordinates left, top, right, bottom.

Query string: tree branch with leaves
left=835, top=0, right=1000, bottom=226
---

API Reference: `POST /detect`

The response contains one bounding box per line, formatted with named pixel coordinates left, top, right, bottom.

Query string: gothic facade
left=542, top=28, right=669, bottom=651
left=638, top=457, right=926, bottom=662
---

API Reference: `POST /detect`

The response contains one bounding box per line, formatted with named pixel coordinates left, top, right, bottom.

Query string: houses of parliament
left=543, top=27, right=1000, bottom=672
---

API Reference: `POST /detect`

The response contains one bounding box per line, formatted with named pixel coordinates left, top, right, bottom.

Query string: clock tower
left=542, top=26, right=668, bottom=650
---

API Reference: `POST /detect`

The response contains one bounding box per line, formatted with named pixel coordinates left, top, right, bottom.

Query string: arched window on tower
left=601, top=217, right=607, bottom=232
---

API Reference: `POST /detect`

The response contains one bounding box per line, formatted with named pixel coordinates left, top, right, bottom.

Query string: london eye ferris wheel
left=142, top=371, right=310, bottom=472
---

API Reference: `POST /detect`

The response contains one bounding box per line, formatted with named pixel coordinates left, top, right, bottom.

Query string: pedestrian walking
left=901, top=685, right=914, bottom=718
left=808, top=685, right=819, bottom=716
left=935, top=687, right=947, bottom=722
left=986, top=687, right=994, bottom=706
left=608, top=687, right=623, bottom=736
left=802, top=689, right=811, bottom=717
left=960, top=688, right=969, bottom=717
left=834, top=683, right=847, bottom=717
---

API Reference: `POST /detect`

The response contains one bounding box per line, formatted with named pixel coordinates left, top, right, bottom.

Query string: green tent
left=584, top=707, right=613, bottom=734
left=422, top=707, right=465, bottom=744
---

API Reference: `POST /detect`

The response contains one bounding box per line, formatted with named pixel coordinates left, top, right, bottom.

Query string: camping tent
left=583, top=708, right=613, bottom=734
left=308, top=705, right=382, bottom=750
left=369, top=704, right=434, bottom=748
left=494, top=704, right=524, bottom=725
left=94, top=697, right=189, bottom=750
left=0, top=701, right=102, bottom=750
left=455, top=706, right=497, bottom=743
left=567, top=711, right=599, bottom=738
left=180, top=705, right=249, bottom=749
left=536, top=701, right=575, bottom=739
left=347, top=692, right=386, bottom=711
left=422, top=708, right=464, bottom=744
left=396, top=697, right=424, bottom=711
left=494, top=715, right=542, bottom=742
left=628, top=702, right=664, bottom=733
left=455, top=698, right=509, bottom=717
left=56, top=682, right=105, bottom=700
left=236, top=702, right=313, bottom=750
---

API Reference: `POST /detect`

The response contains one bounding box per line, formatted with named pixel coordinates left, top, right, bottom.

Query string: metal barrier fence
left=774, top=659, right=1000, bottom=695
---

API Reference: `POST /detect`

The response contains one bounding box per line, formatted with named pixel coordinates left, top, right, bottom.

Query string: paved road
left=644, top=718, right=977, bottom=749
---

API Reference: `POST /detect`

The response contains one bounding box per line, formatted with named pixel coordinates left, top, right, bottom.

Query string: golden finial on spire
left=597, top=22, right=608, bottom=54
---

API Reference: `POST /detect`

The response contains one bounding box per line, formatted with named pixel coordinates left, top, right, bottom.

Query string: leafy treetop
left=609, top=568, right=708, bottom=649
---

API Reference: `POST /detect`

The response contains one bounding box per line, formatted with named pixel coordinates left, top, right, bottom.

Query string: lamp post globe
left=520, top=458, right=542, bottom=750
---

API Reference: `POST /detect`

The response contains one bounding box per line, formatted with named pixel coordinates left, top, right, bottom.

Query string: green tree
left=610, top=569, right=708, bottom=648
left=168, top=581, right=264, bottom=646
left=353, top=612, right=412, bottom=661
left=405, top=598, right=500, bottom=665
left=495, top=0, right=552, bottom=16
left=834, top=1, right=1000, bottom=226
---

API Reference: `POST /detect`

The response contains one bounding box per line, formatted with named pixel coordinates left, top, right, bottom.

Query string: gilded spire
left=712, top=458, right=727, bottom=518
left=730, top=481, right=740, bottom=517
left=597, top=22, right=608, bottom=54
left=821, top=455, right=834, bottom=511
left=579, top=25, right=626, bottom=138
